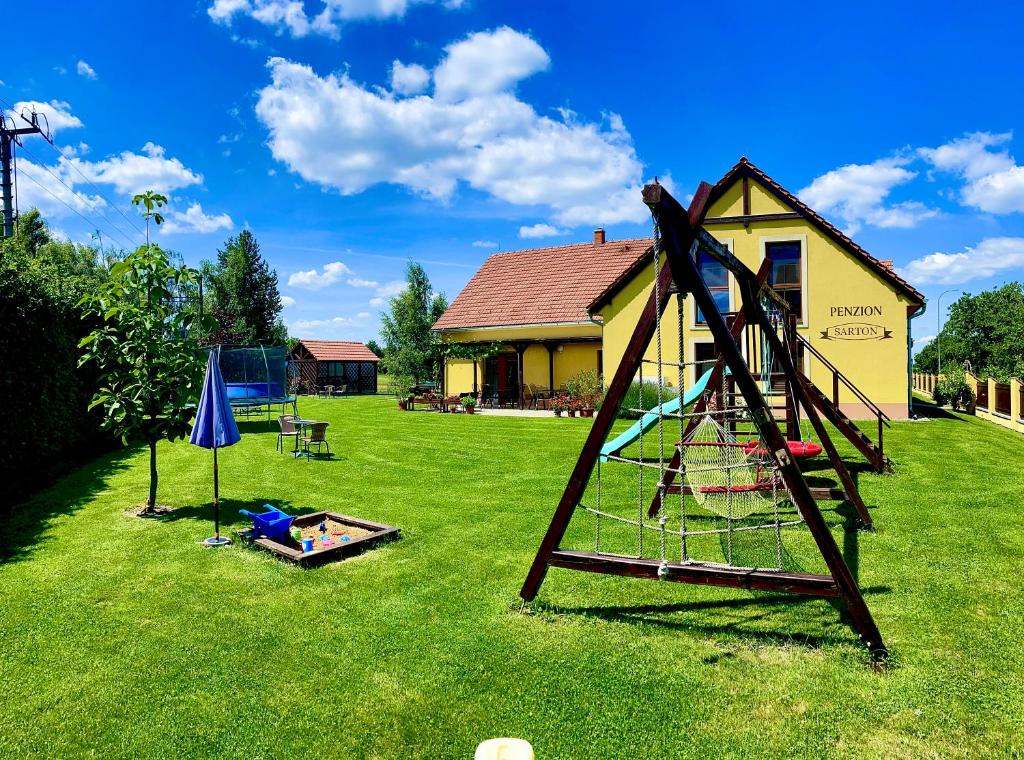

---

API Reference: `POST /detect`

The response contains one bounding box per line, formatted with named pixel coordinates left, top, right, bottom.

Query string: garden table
left=290, top=418, right=321, bottom=457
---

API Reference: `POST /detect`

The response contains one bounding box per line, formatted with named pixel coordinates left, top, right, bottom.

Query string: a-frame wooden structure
left=520, top=182, right=887, bottom=656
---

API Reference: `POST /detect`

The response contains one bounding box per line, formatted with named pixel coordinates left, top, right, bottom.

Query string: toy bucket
left=302, top=537, right=315, bottom=553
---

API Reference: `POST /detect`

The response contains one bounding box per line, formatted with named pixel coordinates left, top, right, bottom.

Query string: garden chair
left=301, top=422, right=331, bottom=460
left=277, top=414, right=299, bottom=453
left=337, top=384, right=348, bottom=396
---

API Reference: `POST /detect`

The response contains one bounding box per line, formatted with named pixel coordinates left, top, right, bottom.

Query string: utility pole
left=0, top=107, right=53, bottom=239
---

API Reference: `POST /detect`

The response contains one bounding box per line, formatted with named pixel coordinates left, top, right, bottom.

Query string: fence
left=913, top=371, right=1024, bottom=434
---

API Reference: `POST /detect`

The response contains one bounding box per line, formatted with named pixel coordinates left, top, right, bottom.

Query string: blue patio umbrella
left=190, top=348, right=241, bottom=547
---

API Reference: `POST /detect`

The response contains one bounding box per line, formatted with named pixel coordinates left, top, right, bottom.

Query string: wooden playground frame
left=520, top=181, right=887, bottom=657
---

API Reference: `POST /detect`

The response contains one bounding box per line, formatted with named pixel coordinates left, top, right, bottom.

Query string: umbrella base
left=201, top=536, right=232, bottom=548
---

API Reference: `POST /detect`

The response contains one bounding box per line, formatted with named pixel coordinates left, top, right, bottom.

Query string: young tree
left=379, top=262, right=448, bottom=383
left=203, top=230, right=286, bottom=345
left=79, top=196, right=213, bottom=514
left=365, top=339, right=384, bottom=358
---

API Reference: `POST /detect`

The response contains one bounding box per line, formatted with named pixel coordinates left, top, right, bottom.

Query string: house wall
left=595, top=179, right=917, bottom=419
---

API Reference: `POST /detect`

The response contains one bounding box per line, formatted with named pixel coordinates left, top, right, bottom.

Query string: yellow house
left=435, top=157, right=926, bottom=418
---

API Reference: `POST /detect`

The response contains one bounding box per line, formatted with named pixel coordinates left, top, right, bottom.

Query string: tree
left=379, top=262, right=448, bottom=383
left=915, top=283, right=1024, bottom=379
left=203, top=230, right=287, bottom=346
left=366, top=339, right=384, bottom=358
left=79, top=195, right=213, bottom=514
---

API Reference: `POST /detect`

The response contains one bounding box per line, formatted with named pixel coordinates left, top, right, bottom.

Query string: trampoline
left=215, top=345, right=298, bottom=422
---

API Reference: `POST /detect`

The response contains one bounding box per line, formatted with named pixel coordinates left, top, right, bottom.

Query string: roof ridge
left=484, top=236, right=654, bottom=260
left=711, top=157, right=924, bottom=304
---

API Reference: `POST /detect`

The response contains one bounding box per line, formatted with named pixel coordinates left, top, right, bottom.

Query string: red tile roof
left=295, top=340, right=380, bottom=362
left=432, top=238, right=653, bottom=330
left=709, top=157, right=925, bottom=305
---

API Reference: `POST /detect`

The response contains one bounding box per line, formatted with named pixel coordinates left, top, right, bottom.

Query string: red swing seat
left=740, top=440, right=823, bottom=459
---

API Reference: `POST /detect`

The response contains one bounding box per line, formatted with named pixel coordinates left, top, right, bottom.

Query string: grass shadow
left=156, top=497, right=318, bottom=529
left=0, top=445, right=136, bottom=565
left=911, top=398, right=966, bottom=421
left=537, top=584, right=891, bottom=651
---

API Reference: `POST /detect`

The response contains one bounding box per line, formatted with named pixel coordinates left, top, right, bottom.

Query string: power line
left=30, top=133, right=147, bottom=241
left=15, top=162, right=138, bottom=250
left=0, top=95, right=145, bottom=246
left=14, top=138, right=142, bottom=249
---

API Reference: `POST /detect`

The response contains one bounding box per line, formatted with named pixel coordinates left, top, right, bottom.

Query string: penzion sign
left=821, top=306, right=892, bottom=341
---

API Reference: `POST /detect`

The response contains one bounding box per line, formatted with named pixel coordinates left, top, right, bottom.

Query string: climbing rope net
left=578, top=217, right=804, bottom=575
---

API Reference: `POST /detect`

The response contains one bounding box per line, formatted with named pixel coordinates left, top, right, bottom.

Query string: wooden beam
left=519, top=182, right=713, bottom=603
left=649, top=182, right=885, bottom=654
left=666, top=484, right=848, bottom=501
left=549, top=550, right=840, bottom=597
left=703, top=212, right=802, bottom=226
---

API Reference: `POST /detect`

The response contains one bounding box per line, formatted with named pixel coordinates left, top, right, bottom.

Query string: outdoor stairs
left=800, top=378, right=891, bottom=473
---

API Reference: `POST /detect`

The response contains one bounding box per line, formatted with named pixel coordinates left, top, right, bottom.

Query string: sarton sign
left=820, top=322, right=893, bottom=341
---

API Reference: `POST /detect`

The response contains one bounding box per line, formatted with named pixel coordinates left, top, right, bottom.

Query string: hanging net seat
left=681, top=414, right=782, bottom=519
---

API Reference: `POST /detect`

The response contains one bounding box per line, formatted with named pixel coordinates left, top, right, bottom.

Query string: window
left=695, top=250, right=730, bottom=324
left=765, top=241, right=803, bottom=320
left=694, top=342, right=718, bottom=380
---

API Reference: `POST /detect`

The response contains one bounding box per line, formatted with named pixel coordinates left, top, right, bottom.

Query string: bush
left=0, top=268, right=110, bottom=508
left=934, top=367, right=974, bottom=411
left=565, top=369, right=603, bottom=409
left=617, top=380, right=676, bottom=419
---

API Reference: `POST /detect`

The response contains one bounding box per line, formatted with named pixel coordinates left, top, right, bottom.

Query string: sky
left=6, top=1, right=1024, bottom=349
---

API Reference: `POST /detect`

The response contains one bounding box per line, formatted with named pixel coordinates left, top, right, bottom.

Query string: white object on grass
left=475, top=737, right=535, bottom=760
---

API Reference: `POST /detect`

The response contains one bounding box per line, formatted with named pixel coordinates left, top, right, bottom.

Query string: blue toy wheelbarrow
left=239, top=504, right=296, bottom=543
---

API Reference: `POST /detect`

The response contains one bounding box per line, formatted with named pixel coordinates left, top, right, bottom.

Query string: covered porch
left=440, top=334, right=602, bottom=410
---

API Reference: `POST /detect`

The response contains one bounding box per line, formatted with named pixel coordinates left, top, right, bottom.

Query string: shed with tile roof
left=290, top=340, right=380, bottom=394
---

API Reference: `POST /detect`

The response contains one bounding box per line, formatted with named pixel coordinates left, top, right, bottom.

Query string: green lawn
left=2, top=396, right=1023, bottom=758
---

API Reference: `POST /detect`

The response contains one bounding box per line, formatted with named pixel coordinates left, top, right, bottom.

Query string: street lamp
left=936, top=289, right=963, bottom=376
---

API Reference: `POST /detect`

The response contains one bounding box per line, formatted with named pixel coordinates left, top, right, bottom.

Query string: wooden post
left=519, top=184, right=713, bottom=603
left=649, top=185, right=885, bottom=655
left=516, top=345, right=527, bottom=409
left=547, top=344, right=556, bottom=393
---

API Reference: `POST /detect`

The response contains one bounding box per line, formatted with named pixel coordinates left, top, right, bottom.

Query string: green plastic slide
left=600, top=369, right=713, bottom=462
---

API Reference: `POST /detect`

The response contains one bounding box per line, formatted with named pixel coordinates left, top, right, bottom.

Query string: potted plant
left=393, top=374, right=415, bottom=410
left=461, top=394, right=477, bottom=414
left=551, top=394, right=567, bottom=417
left=566, top=369, right=603, bottom=418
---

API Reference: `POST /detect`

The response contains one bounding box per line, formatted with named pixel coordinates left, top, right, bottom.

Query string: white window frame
left=690, top=237, right=734, bottom=331
left=759, top=234, right=808, bottom=328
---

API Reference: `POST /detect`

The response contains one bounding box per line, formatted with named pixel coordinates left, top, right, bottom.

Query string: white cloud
left=519, top=223, right=561, bottom=238
left=899, top=237, right=1024, bottom=285
left=375, top=280, right=407, bottom=297
left=209, top=0, right=457, bottom=39
left=289, top=310, right=372, bottom=338
left=914, top=335, right=935, bottom=346
left=347, top=277, right=379, bottom=288
left=799, top=157, right=938, bottom=236
left=160, top=202, right=233, bottom=234
left=433, top=27, right=549, bottom=102
left=369, top=296, right=385, bottom=306
left=63, top=142, right=203, bottom=195
left=255, top=29, right=650, bottom=229
left=280, top=295, right=296, bottom=307
left=288, top=260, right=353, bottom=289
left=10, top=100, right=83, bottom=135
left=472, top=240, right=497, bottom=248
left=920, top=132, right=1024, bottom=215
left=390, top=60, right=430, bottom=95
left=76, top=60, right=97, bottom=80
